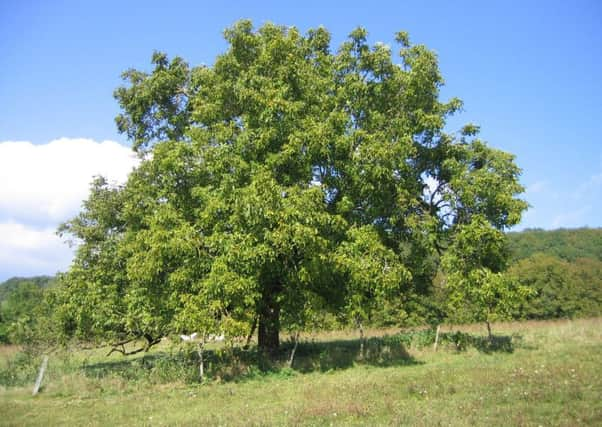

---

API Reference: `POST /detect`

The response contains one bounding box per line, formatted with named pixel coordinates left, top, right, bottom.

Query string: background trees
left=509, top=254, right=602, bottom=319
left=3, top=229, right=601, bottom=347
left=56, top=21, right=527, bottom=354
left=507, top=227, right=602, bottom=263
left=505, top=228, right=602, bottom=320
left=0, top=276, right=55, bottom=344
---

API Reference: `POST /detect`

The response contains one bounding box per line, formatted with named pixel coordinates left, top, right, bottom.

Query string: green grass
left=1, top=318, right=601, bottom=426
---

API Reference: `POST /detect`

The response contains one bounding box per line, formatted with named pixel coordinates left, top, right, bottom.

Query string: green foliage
left=0, top=350, right=40, bottom=387
left=441, top=216, right=533, bottom=328
left=505, top=228, right=602, bottom=320
left=57, top=21, right=526, bottom=353
left=0, top=276, right=56, bottom=344
left=0, top=276, right=55, bottom=302
left=442, top=215, right=509, bottom=273
left=509, top=253, right=602, bottom=319
left=508, top=227, right=602, bottom=263
left=333, top=226, right=411, bottom=325
left=445, top=268, right=533, bottom=326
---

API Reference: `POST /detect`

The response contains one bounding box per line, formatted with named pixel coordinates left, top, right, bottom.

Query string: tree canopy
left=57, top=21, right=527, bottom=354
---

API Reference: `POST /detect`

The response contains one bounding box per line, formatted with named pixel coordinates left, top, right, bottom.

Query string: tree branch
left=105, top=335, right=161, bottom=356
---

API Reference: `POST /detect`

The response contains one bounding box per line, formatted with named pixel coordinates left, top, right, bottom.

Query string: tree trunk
left=486, top=321, right=493, bottom=342
left=243, top=317, right=258, bottom=350
left=288, top=331, right=300, bottom=368
left=258, top=285, right=281, bottom=356
left=143, top=333, right=160, bottom=352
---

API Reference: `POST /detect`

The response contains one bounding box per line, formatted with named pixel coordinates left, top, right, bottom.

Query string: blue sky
left=1, top=0, right=601, bottom=280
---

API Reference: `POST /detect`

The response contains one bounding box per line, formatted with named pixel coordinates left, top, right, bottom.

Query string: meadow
left=1, top=318, right=601, bottom=426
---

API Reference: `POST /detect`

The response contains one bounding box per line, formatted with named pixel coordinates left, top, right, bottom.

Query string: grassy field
left=1, top=318, right=601, bottom=426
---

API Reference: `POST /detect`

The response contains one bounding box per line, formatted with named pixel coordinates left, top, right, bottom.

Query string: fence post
left=433, top=325, right=441, bottom=351
left=32, top=355, right=49, bottom=396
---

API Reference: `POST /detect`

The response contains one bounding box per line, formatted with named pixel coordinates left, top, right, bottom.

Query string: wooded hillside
left=507, top=228, right=602, bottom=319
left=508, top=227, right=602, bottom=262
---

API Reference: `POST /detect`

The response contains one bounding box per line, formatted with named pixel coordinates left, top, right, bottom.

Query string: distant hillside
left=507, top=227, right=602, bottom=263
left=507, top=228, right=602, bottom=320
left=0, top=276, right=56, bottom=303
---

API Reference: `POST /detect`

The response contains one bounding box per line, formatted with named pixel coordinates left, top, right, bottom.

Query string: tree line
left=2, top=228, right=601, bottom=345
left=507, top=228, right=602, bottom=319
left=0, top=276, right=55, bottom=343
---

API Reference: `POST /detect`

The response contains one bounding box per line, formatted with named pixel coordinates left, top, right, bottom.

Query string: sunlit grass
left=1, top=318, right=601, bottom=426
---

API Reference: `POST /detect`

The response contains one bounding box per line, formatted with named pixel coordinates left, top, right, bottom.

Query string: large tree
left=58, top=21, right=527, bottom=355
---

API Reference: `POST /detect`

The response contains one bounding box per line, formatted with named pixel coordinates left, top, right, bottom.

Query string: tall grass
left=1, top=317, right=600, bottom=426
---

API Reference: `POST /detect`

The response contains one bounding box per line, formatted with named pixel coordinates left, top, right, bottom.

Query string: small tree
left=442, top=216, right=532, bottom=339
left=445, top=268, right=532, bottom=339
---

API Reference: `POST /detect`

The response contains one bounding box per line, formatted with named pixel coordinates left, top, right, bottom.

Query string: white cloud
left=0, top=221, right=73, bottom=277
left=0, top=138, right=139, bottom=279
left=0, top=138, right=138, bottom=225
